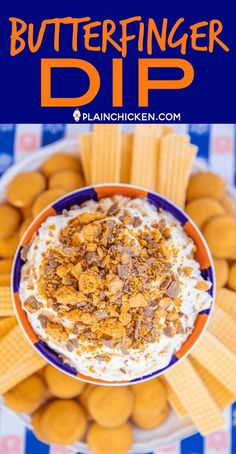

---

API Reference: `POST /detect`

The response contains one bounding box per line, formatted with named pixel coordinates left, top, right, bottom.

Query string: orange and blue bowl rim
left=12, top=184, right=215, bottom=385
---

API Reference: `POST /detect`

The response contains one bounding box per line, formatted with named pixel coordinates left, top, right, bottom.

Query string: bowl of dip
left=12, top=183, right=215, bottom=385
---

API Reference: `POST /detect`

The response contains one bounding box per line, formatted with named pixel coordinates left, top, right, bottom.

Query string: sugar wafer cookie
left=91, top=125, right=121, bottom=183
left=0, top=317, right=17, bottom=340
left=216, top=287, right=236, bottom=320
left=157, top=133, right=189, bottom=196
left=163, top=379, right=187, bottom=418
left=130, top=125, right=163, bottom=190
left=190, top=332, right=236, bottom=395
left=208, top=305, right=236, bottom=354
left=0, top=325, right=46, bottom=394
left=165, top=358, right=224, bottom=435
left=79, top=133, right=92, bottom=185
left=163, top=125, right=174, bottom=135
left=156, top=134, right=196, bottom=208
left=121, top=133, right=133, bottom=184
left=0, top=274, right=11, bottom=286
left=0, top=287, right=14, bottom=316
left=190, top=357, right=235, bottom=410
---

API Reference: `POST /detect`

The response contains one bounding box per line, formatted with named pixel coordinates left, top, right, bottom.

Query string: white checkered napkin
left=91, top=124, right=121, bottom=184
left=130, top=124, right=165, bottom=190
left=216, top=288, right=236, bottom=321
left=190, top=332, right=236, bottom=396
left=0, top=287, right=14, bottom=317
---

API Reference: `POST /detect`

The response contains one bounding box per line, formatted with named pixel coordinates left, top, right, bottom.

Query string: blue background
left=0, top=0, right=235, bottom=123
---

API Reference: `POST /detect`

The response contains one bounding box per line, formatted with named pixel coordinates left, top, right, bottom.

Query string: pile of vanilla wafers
left=0, top=124, right=236, bottom=440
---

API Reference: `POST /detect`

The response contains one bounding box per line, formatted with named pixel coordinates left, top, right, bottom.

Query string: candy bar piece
left=190, top=357, right=234, bottom=410
left=0, top=317, right=17, bottom=340
left=120, top=133, right=133, bottom=184
left=209, top=305, right=236, bottom=354
left=0, top=286, right=14, bottom=317
left=79, top=133, right=92, bottom=185
left=91, top=125, right=121, bottom=183
left=216, top=288, right=236, bottom=321
left=0, top=325, right=46, bottom=394
left=190, top=332, right=236, bottom=395
left=130, top=125, right=164, bottom=190
left=165, top=358, right=224, bottom=435
left=156, top=134, right=197, bottom=208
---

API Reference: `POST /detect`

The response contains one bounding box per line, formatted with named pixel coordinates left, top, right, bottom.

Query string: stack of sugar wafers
left=0, top=124, right=236, bottom=438
left=79, top=124, right=197, bottom=209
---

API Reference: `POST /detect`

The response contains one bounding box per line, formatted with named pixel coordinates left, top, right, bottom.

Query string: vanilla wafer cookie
left=120, top=133, right=133, bottom=184
left=156, top=134, right=197, bottom=208
left=0, top=325, right=46, bottom=394
left=7, top=172, right=46, bottom=208
left=190, top=332, right=236, bottom=396
left=0, top=317, right=17, bottom=340
left=165, top=358, right=224, bottom=435
left=190, top=357, right=234, bottom=410
left=130, top=125, right=163, bottom=190
left=163, top=379, right=187, bottom=418
left=0, top=287, right=14, bottom=316
left=91, top=125, right=121, bottom=184
left=216, top=287, right=236, bottom=320
left=157, top=134, right=189, bottom=198
left=79, top=133, right=92, bottom=185
left=208, top=305, right=236, bottom=354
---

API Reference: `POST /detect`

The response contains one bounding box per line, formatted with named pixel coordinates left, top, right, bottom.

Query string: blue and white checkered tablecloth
left=0, top=124, right=236, bottom=454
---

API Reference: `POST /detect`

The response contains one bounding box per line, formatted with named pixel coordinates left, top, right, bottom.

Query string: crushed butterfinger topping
left=29, top=196, right=211, bottom=353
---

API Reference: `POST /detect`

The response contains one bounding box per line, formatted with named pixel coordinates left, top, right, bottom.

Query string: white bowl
left=0, top=138, right=230, bottom=452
